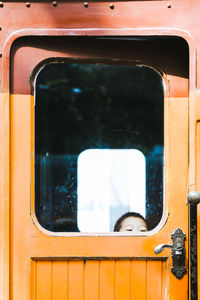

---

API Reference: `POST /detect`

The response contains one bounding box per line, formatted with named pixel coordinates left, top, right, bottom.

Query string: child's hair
left=114, top=212, right=147, bottom=232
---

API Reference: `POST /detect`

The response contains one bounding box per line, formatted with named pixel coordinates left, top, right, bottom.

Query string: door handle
left=154, top=228, right=186, bottom=279
left=154, top=243, right=172, bottom=254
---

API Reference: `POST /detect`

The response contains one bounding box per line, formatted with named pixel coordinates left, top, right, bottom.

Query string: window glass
left=35, top=63, right=164, bottom=232
left=78, top=149, right=146, bottom=232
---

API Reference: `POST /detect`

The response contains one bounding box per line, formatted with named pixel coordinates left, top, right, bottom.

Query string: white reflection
left=77, top=149, right=146, bottom=232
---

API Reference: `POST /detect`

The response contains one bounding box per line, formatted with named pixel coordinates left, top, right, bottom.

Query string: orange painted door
left=10, top=36, right=189, bottom=300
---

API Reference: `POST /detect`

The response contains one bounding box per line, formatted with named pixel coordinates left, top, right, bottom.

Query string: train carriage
left=0, top=0, right=199, bottom=299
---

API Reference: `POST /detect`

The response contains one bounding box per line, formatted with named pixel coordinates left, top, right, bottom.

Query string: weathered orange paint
left=9, top=92, right=189, bottom=299
left=0, top=93, right=10, bottom=300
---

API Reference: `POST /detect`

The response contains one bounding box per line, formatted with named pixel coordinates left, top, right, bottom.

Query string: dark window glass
left=35, top=63, right=164, bottom=232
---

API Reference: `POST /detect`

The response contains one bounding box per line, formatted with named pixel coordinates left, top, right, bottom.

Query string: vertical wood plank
left=84, top=260, right=99, bottom=300
left=30, top=259, right=36, bottom=300
left=131, top=260, right=147, bottom=300
left=52, top=261, right=68, bottom=300
left=68, top=261, right=84, bottom=300
left=115, top=260, right=131, bottom=300
left=162, top=261, right=168, bottom=300
left=100, top=260, right=115, bottom=300
left=147, top=261, right=162, bottom=300
left=36, top=261, right=52, bottom=300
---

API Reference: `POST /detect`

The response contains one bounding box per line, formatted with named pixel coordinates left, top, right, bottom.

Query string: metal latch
left=154, top=228, right=186, bottom=279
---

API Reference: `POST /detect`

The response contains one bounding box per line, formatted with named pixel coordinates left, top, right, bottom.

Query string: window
left=35, top=63, right=164, bottom=233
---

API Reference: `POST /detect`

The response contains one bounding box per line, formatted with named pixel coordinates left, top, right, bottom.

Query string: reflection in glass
left=78, top=149, right=145, bottom=232
left=35, top=63, right=164, bottom=232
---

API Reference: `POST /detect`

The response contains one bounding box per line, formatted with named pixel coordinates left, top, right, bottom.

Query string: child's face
left=119, top=216, right=147, bottom=233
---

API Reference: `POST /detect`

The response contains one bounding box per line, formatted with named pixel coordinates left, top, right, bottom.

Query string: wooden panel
left=11, top=94, right=31, bottom=300
left=68, top=261, right=84, bottom=300
left=162, top=261, right=167, bottom=300
left=100, top=260, right=115, bottom=300
left=31, top=259, right=166, bottom=300
left=30, top=260, right=36, bottom=300
left=131, top=260, right=147, bottom=300
left=147, top=260, right=162, bottom=300
left=36, top=261, right=52, bottom=300
left=115, top=260, right=131, bottom=300
left=52, top=261, right=68, bottom=300
left=84, top=260, right=99, bottom=300
left=0, top=93, right=10, bottom=300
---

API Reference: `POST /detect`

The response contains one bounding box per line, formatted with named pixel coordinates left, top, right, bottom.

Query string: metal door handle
left=154, top=228, right=186, bottom=279
left=154, top=244, right=172, bottom=254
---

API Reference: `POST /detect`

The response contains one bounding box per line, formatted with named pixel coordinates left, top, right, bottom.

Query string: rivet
left=26, top=2, right=31, bottom=7
left=0, top=2, right=4, bottom=8
left=0, top=53, right=2, bottom=57
left=0, top=27, right=2, bottom=31
left=167, top=3, right=171, bottom=8
left=109, top=3, right=114, bottom=9
left=52, top=1, right=57, bottom=7
left=84, top=2, right=88, bottom=7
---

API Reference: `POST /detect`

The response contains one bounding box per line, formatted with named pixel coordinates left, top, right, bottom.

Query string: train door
left=10, top=35, right=189, bottom=299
